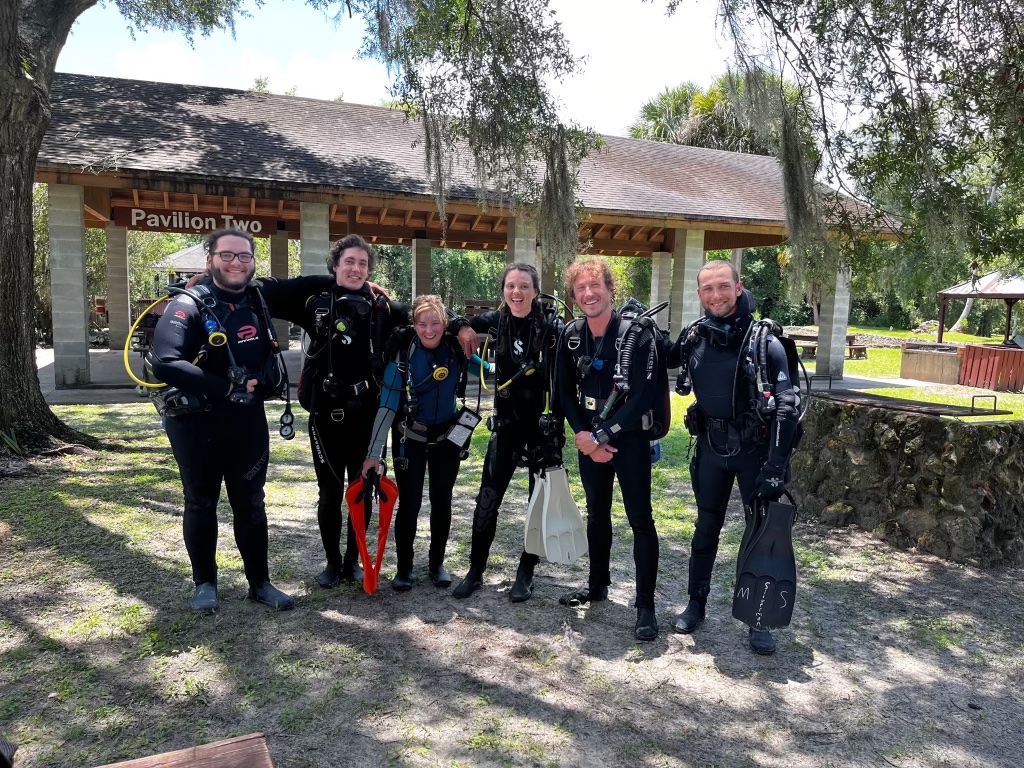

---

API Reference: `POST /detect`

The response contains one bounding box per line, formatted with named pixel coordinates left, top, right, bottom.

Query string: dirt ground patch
left=0, top=403, right=1021, bottom=767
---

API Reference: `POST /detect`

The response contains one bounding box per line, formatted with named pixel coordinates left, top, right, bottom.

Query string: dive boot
left=452, top=568, right=483, bottom=599
left=340, top=559, right=364, bottom=584
left=671, top=599, right=706, bottom=634
left=749, top=628, right=776, bottom=656
left=315, top=563, right=342, bottom=589
left=248, top=582, right=294, bottom=611
left=635, top=607, right=659, bottom=642
left=189, top=582, right=218, bottom=613
left=508, top=564, right=535, bottom=603
left=430, top=565, right=453, bottom=588
left=558, top=584, right=608, bottom=606
left=391, top=569, right=415, bottom=591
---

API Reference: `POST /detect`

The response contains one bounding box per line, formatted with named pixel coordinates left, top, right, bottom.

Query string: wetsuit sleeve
left=556, top=326, right=589, bottom=434
left=256, top=275, right=334, bottom=326
left=149, top=296, right=232, bottom=398
left=469, top=310, right=501, bottom=335
left=764, top=336, right=800, bottom=469
left=388, top=301, right=413, bottom=327
left=601, top=326, right=656, bottom=437
left=367, top=360, right=403, bottom=459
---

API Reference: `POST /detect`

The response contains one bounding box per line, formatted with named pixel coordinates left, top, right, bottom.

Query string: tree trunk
left=948, top=297, right=974, bottom=333
left=0, top=2, right=98, bottom=455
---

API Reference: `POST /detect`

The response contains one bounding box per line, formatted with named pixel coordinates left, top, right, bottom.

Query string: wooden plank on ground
left=94, top=733, right=273, bottom=768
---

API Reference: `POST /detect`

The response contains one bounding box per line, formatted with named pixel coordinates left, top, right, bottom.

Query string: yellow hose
left=123, top=298, right=169, bottom=389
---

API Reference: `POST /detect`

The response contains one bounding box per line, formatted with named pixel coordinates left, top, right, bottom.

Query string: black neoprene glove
left=754, top=463, right=786, bottom=500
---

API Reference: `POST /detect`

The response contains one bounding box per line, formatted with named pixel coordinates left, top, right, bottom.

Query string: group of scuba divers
left=147, top=227, right=804, bottom=656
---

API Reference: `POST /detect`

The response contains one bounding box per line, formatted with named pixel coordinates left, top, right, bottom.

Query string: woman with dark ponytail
left=453, top=263, right=565, bottom=601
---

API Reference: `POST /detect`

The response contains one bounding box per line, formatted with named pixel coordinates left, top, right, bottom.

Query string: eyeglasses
left=213, top=251, right=254, bottom=263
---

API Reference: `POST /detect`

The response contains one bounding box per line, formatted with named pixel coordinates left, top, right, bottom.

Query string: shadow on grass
left=0, top=404, right=1021, bottom=766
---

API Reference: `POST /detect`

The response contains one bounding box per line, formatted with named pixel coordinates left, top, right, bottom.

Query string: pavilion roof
left=938, top=272, right=1024, bottom=301
left=39, top=73, right=789, bottom=228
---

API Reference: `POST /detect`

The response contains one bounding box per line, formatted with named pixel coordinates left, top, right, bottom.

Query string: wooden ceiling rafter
left=378, top=207, right=389, bottom=225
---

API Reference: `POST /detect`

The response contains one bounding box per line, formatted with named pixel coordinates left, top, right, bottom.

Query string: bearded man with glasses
left=151, top=228, right=294, bottom=613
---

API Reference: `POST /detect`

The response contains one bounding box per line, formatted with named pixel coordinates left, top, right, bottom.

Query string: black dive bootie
left=452, top=568, right=483, bottom=599
left=670, top=599, right=706, bottom=634
left=635, top=607, right=659, bottom=641
left=509, top=563, right=535, bottom=603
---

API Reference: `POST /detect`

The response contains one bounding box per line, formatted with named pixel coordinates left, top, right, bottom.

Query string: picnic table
left=787, top=333, right=865, bottom=361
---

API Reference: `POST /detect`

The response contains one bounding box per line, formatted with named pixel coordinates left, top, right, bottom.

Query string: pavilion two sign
left=113, top=208, right=278, bottom=235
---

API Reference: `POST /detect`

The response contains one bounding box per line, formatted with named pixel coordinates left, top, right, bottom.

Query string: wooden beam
left=611, top=224, right=627, bottom=240
left=630, top=226, right=646, bottom=240
left=470, top=214, right=482, bottom=232
left=83, top=204, right=110, bottom=223
left=377, top=207, right=389, bottom=224
left=251, top=198, right=257, bottom=215
left=404, top=209, right=413, bottom=226
left=162, top=191, right=169, bottom=208
left=347, top=205, right=356, bottom=235
left=355, top=205, right=362, bottom=223
left=427, top=210, right=435, bottom=228
left=278, top=200, right=284, bottom=218
left=222, top=196, right=228, bottom=213
left=450, top=213, right=459, bottom=228
left=461, top=242, right=467, bottom=248
left=132, top=189, right=139, bottom=207
left=329, top=203, right=337, bottom=221
left=649, top=227, right=664, bottom=242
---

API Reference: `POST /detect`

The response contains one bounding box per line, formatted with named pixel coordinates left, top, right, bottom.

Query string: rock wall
left=790, top=400, right=1024, bottom=567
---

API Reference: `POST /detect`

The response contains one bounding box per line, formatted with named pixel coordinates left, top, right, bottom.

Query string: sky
left=56, top=0, right=735, bottom=138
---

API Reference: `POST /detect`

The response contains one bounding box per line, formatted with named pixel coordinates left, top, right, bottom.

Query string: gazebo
left=937, top=271, right=1024, bottom=343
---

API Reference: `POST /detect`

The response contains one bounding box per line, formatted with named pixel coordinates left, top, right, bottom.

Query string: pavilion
left=35, top=72, right=854, bottom=388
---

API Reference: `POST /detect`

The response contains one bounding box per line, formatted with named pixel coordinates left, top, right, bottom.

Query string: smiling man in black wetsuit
left=151, top=228, right=294, bottom=613
left=669, top=260, right=799, bottom=655
left=556, top=256, right=661, bottom=642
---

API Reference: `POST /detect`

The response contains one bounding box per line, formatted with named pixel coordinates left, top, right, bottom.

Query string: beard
left=208, top=261, right=254, bottom=291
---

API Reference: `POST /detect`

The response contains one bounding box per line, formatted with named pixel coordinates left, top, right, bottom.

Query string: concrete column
left=817, top=268, right=853, bottom=379
left=105, top=226, right=130, bottom=351
left=270, top=228, right=290, bottom=349
left=411, top=238, right=432, bottom=298
left=506, top=215, right=538, bottom=268
left=650, top=251, right=671, bottom=311
left=48, top=184, right=90, bottom=388
left=300, top=202, right=330, bottom=276
left=669, top=228, right=705, bottom=341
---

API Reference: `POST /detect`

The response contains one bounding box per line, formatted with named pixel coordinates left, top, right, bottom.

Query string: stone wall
left=791, top=399, right=1024, bottom=567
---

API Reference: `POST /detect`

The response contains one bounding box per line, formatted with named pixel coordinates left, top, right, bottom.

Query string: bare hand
left=185, top=272, right=206, bottom=289
left=361, top=458, right=382, bottom=478
left=457, top=326, right=479, bottom=358
left=245, top=378, right=258, bottom=393
left=367, top=281, right=390, bottom=299
left=589, top=445, right=617, bottom=463
left=574, top=430, right=598, bottom=456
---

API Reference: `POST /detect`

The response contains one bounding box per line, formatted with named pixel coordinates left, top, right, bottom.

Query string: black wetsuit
left=557, top=312, right=660, bottom=611
left=672, top=303, right=799, bottom=603
left=150, top=277, right=280, bottom=588
left=257, top=276, right=411, bottom=575
left=465, top=306, right=564, bottom=575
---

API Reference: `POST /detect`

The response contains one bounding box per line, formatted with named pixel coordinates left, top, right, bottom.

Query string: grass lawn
left=1, top=398, right=1022, bottom=767
left=847, top=325, right=1001, bottom=344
